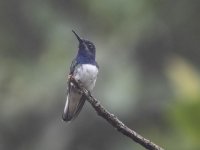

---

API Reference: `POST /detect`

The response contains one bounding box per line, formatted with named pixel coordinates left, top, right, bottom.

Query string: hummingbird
left=62, top=30, right=99, bottom=121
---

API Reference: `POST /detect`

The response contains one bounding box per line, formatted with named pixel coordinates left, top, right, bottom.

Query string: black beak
left=72, top=30, right=82, bottom=43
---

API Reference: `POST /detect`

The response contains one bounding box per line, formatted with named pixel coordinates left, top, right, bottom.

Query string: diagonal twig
left=70, top=78, right=164, bottom=150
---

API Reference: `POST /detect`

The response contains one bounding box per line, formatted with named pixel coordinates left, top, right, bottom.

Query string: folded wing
left=62, top=82, right=86, bottom=121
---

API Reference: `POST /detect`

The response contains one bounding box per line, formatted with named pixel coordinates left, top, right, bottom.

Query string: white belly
left=74, top=64, right=98, bottom=91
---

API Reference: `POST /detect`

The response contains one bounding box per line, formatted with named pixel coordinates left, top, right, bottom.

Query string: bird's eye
left=88, top=44, right=92, bottom=49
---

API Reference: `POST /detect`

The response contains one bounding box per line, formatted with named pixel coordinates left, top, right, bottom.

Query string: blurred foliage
left=0, top=0, right=200, bottom=150
left=166, top=57, right=200, bottom=150
left=170, top=99, right=200, bottom=149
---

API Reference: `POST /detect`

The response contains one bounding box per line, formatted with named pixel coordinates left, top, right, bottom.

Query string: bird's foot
left=68, top=75, right=82, bottom=88
left=68, top=75, right=77, bottom=88
left=68, top=75, right=89, bottom=94
left=68, top=74, right=73, bottom=80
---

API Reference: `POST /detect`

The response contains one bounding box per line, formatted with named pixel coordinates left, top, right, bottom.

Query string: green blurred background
left=0, top=0, right=200, bottom=150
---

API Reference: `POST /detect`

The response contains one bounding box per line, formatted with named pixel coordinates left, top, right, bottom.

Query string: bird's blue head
left=72, top=30, right=96, bottom=64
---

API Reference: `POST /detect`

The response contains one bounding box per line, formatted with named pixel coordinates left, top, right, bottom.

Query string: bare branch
left=70, top=78, right=164, bottom=150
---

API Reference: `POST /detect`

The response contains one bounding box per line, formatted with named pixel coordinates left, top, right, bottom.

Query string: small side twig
left=70, top=78, right=164, bottom=150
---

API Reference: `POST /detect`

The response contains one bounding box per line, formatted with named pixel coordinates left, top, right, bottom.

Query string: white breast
left=74, top=64, right=98, bottom=91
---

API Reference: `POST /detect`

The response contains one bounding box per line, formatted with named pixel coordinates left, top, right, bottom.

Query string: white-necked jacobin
left=62, top=30, right=99, bottom=121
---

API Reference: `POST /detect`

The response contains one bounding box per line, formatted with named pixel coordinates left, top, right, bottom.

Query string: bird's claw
left=68, top=75, right=89, bottom=94
left=68, top=76, right=82, bottom=87
left=68, top=75, right=76, bottom=87
left=68, top=74, right=73, bottom=80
